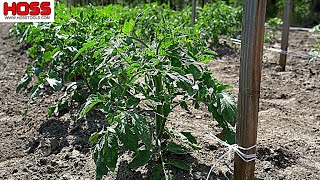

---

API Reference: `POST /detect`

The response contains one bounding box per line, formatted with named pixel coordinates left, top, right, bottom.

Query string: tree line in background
left=59, top=0, right=319, bottom=27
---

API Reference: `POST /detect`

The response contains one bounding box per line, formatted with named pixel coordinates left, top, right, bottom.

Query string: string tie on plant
left=206, top=133, right=256, bottom=180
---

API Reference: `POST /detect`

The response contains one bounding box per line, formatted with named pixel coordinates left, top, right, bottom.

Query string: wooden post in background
left=279, top=0, right=292, bottom=71
left=234, top=0, right=267, bottom=179
left=69, top=0, right=72, bottom=16
left=192, top=0, right=196, bottom=26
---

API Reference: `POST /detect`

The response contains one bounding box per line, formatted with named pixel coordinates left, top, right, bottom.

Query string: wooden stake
left=279, top=0, right=292, bottom=71
left=69, top=0, right=72, bottom=16
left=234, top=0, right=267, bottom=179
left=191, top=0, right=196, bottom=26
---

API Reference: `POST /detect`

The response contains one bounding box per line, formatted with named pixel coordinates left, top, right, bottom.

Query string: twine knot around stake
left=206, top=133, right=257, bottom=180
left=280, top=50, right=288, bottom=55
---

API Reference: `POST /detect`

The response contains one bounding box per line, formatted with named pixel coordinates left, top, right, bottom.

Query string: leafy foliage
left=13, top=3, right=239, bottom=179
left=265, top=17, right=283, bottom=43
left=310, top=24, right=320, bottom=61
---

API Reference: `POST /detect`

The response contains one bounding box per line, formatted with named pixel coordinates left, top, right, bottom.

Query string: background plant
left=264, top=17, right=283, bottom=43
left=309, top=24, right=320, bottom=61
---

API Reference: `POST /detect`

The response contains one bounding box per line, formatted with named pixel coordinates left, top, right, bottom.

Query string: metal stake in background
left=234, top=0, right=267, bottom=179
left=279, top=0, right=292, bottom=71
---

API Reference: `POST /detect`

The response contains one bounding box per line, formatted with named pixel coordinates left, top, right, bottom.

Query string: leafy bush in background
left=225, top=0, right=319, bottom=27
left=265, top=17, right=283, bottom=43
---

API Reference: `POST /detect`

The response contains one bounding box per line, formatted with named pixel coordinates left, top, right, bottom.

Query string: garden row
left=13, top=3, right=240, bottom=179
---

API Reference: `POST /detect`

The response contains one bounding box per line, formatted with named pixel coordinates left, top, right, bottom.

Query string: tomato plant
left=13, top=3, right=238, bottom=179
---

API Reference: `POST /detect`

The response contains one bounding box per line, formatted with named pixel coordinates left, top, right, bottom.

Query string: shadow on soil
left=24, top=106, right=297, bottom=179
left=25, top=111, right=234, bottom=179
left=115, top=153, right=231, bottom=180
left=257, top=147, right=297, bottom=169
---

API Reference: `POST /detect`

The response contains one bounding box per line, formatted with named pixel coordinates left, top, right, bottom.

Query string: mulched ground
left=0, top=22, right=319, bottom=179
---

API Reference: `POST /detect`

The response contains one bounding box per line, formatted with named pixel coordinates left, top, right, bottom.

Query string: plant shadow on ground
left=257, top=147, right=297, bottom=169
left=21, top=96, right=297, bottom=179
left=213, top=44, right=237, bottom=58
left=25, top=118, right=69, bottom=155
left=23, top=96, right=297, bottom=180
left=24, top=103, right=295, bottom=180
left=25, top=109, right=107, bottom=156
left=115, top=152, right=233, bottom=180
left=25, top=108, right=234, bottom=179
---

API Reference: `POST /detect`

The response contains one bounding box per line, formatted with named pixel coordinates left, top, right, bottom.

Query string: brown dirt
left=0, top=22, right=319, bottom=180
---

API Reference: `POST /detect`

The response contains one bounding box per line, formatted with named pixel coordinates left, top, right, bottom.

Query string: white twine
left=143, top=107, right=258, bottom=179
left=206, top=133, right=256, bottom=180
left=223, top=38, right=320, bottom=61
left=280, top=50, right=288, bottom=55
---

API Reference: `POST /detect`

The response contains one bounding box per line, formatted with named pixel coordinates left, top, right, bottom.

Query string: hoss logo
left=0, top=0, right=54, bottom=22
left=3, top=2, right=51, bottom=16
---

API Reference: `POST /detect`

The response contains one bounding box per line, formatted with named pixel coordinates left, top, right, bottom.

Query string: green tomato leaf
left=78, top=94, right=104, bottom=120
left=94, top=133, right=119, bottom=180
left=204, top=49, right=217, bottom=56
left=187, top=64, right=202, bottom=80
left=215, top=92, right=237, bottom=126
left=166, top=142, right=190, bottom=155
left=57, top=99, right=68, bottom=112
left=208, top=103, right=227, bottom=129
left=128, top=112, right=152, bottom=150
left=28, top=84, right=42, bottom=104
left=201, top=55, right=213, bottom=63
left=180, top=101, right=189, bottom=111
left=226, top=128, right=236, bottom=144
left=163, top=103, right=171, bottom=117
left=46, top=77, right=62, bottom=91
left=16, top=75, right=31, bottom=93
left=44, top=47, right=60, bottom=62
left=93, top=49, right=104, bottom=58
left=216, top=128, right=236, bottom=144
left=166, top=159, right=191, bottom=171
left=151, top=164, right=163, bottom=180
left=123, top=18, right=135, bottom=34
left=128, top=150, right=153, bottom=169
left=180, top=132, right=197, bottom=144
left=89, top=132, right=100, bottom=144
left=118, top=123, right=139, bottom=151
left=48, top=106, right=55, bottom=117
left=73, top=40, right=96, bottom=61
left=126, top=96, right=140, bottom=108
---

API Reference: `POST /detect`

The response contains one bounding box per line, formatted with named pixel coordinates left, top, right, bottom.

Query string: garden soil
left=0, top=23, right=319, bottom=179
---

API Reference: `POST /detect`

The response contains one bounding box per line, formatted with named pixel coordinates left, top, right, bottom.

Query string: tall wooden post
left=192, top=0, right=196, bottom=26
left=234, top=0, right=267, bottom=179
left=279, top=0, right=292, bottom=71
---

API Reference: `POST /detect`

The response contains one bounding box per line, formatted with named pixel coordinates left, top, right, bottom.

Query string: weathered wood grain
left=234, top=0, right=267, bottom=179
